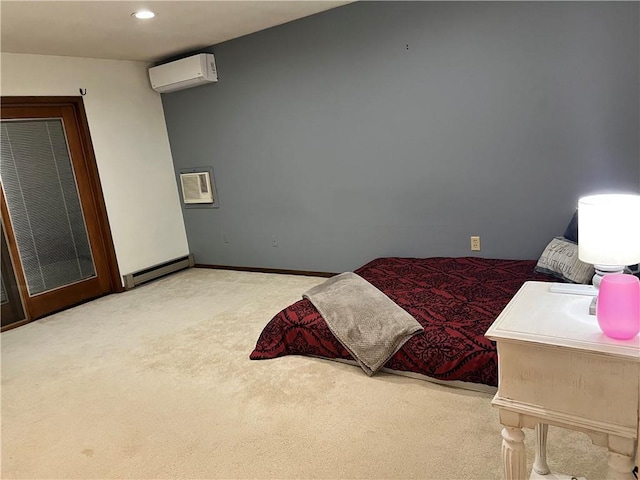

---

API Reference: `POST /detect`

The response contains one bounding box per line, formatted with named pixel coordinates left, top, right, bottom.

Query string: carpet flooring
left=1, top=268, right=607, bottom=479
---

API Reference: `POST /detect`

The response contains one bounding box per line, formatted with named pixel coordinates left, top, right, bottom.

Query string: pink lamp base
left=596, top=274, right=640, bottom=340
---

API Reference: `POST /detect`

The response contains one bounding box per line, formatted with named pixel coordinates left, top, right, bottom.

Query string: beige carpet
left=1, top=268, right=608, bottom=479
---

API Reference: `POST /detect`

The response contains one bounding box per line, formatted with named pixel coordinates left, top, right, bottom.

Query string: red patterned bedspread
left=250, top=257, right=555, bottom=387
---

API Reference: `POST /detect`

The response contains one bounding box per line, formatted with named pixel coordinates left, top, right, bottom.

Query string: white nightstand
left=486, top=281, right=639, bottom=480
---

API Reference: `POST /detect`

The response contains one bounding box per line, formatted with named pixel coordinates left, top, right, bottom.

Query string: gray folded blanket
left=303, top=272, right=423, bottom=376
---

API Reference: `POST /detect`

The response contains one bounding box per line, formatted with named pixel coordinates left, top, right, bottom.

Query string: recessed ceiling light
left=132, top=10, right=156, bottom=20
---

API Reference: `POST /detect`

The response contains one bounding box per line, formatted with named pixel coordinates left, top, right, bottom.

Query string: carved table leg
left=502, top=426, right=526, bottom=480
left=606, top=451, right=635, bottom=480
left=533, top=423, right=550, bottom=475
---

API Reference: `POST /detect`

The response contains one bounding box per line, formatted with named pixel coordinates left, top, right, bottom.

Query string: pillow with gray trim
left=534, top=237, right=594, bottom=284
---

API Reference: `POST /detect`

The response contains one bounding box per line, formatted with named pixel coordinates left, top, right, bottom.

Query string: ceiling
left=0, top=1, right=352, bottom=63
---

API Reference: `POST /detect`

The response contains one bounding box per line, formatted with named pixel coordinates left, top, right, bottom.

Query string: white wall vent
left=149, top=53, right=217, bottom=93
left=180, top=171, right=214, bottom=204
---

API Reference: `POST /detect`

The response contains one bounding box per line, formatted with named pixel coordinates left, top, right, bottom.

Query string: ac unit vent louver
left=180, top=172, right=213, bottom=204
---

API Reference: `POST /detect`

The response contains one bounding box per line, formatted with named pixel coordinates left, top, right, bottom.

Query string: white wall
left=0, top=53, right=189, bottom=279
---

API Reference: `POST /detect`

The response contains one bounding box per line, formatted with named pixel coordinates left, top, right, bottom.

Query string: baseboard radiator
left=122, top=254, right=194, bottom=290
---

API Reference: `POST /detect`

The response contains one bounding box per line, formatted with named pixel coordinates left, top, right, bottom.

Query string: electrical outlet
left=272, top=236, right=279, bottom=247
left=470, top=236, right=481, bottom=251
left=222, top=233, right=230, bottom=244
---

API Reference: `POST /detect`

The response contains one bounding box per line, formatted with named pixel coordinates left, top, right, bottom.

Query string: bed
left=250, top=256, right=565, bottom=391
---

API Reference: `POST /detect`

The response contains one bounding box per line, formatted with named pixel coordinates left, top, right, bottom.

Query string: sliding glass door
left=0, top=99, right=120, bottom=324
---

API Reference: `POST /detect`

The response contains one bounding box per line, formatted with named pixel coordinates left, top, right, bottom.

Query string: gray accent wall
left=162, top=1, right=640, bottom=273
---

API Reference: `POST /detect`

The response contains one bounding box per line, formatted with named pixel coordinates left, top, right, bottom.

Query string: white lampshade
left=578, top=193, right=640, bottom=267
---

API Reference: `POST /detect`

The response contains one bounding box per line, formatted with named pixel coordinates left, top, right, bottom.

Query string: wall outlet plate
left=470, top=236, right=481, bottom=251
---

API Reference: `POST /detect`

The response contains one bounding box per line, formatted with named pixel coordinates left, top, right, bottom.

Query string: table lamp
left=578, top=193, right=640, bottom=340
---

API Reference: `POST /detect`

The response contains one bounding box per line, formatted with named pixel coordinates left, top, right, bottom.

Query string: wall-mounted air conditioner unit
left=149, top=53, right=217, bottom=93
left=180, top=171, right=214, bottom=204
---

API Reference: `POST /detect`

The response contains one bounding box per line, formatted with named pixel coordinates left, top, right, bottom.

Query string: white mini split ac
left=149, top=53, right=217, bottom=93
left=180, top=172, right=214, bottom=204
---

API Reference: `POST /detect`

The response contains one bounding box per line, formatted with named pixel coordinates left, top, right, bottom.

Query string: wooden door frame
left=1, top=218, right=28, bottom=329
left=1, top=96, right=123, bottom=325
